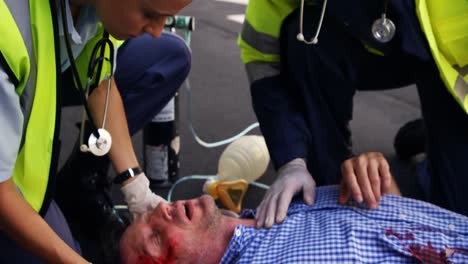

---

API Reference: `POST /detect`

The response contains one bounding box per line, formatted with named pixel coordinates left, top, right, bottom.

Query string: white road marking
left=227, top=14, right=245, bottom=24
left=215, top=0, right=247, bottom=24
left=215, top=0, right=248, bottom=5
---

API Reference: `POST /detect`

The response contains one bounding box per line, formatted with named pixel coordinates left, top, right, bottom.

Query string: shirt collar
left=221, top=225, right=259, bottom=263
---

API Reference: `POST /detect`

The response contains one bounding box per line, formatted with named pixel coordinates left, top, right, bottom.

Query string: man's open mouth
left=183, top=203, right=191, bottom=220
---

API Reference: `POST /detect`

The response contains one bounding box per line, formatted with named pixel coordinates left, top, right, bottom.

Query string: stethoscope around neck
left=296, top=0, right=396, bottom=45
left=59, top=0, right=114, bottom=156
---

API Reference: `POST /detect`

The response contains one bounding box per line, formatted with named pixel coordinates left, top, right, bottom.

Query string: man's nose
left=157, top=201, right=173, bottom=220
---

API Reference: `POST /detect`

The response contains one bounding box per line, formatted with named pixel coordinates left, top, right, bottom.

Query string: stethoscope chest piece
left=84, top=128, right=112, bottom=156
left=371, top=15, right=396, bottom=43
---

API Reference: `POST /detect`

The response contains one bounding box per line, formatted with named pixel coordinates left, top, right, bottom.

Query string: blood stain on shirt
left=407, top=242, right=448, bottom=264
left=384, top=228, right=415, bottom=240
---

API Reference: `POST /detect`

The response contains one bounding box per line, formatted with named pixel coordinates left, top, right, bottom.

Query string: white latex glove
left=121, top=173, right=166, bottom=217
left=256, top=158, right=316, bottom=228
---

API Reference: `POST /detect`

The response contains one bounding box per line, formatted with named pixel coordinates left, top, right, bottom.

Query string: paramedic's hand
left=256, top=158, right=316, bottom=229
left=339, top=152, right=392, bottom=209
left=121, top=173, right=166, bottom=217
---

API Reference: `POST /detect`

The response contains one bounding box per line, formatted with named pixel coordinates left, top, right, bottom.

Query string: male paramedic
left=119, top=155, right=468, bottom=263
left=239, top=0, right=468, bottom=228
left=0, top=0, right=190, bottom=263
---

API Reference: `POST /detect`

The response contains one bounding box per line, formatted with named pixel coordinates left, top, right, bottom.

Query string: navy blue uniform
left=250, top=1, right=468, bottom=216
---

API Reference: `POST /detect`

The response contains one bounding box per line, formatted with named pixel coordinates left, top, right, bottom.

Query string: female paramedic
left=239, top=0, right=468, bottom=228
left=0, top=0, right=191, bottom=262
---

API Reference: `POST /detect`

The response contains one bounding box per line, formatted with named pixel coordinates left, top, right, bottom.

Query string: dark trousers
left=281, top=6, right=468, bottom=216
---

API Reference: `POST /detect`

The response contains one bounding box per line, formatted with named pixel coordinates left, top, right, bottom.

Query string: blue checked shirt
left=220, top=186, right=468, bottom=263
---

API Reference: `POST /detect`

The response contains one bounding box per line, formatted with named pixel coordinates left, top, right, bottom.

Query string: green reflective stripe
left=241, top=20, right=279, bottom=55
left=245, top=61, right=280, bottom=84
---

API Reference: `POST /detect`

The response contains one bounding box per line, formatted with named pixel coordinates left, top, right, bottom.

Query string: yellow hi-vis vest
left=0, top=0, right=58, bottom=213
left=238, top=0, right=306, bottom=84
left=0, top=0, right=115, bottom=213
left=238, top=0, right=299, bottom=65
left=416, top=0, right=468, bottom=114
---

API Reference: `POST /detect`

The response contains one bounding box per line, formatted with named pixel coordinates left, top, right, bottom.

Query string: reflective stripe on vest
left=416, top=0, right=468, bottom=113
left=241, top=20, right=279, bottom=56
left=239, top=0, right=302, bottom=83
left=238, top=0, right=300, bottom=66
left=1, top=0, right=57, bottom=212
left=245, top=61, right=281, bottom=84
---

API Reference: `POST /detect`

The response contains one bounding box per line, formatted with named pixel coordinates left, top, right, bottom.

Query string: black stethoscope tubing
left=58, top=0, right=114, bottom=139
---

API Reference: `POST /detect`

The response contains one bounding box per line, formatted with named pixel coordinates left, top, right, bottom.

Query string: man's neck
left=209, top=216, right=255, bottom=263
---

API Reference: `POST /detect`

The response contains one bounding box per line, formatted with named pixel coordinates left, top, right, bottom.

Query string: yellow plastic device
left=203, top=135, right=270, bottom=213
left=204, top=179, right=249, bottom=213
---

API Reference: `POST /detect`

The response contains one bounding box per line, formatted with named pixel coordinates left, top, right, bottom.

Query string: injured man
left=120, top=148, right=468, bottom=264
left=120, top=181, right=468, bottom=263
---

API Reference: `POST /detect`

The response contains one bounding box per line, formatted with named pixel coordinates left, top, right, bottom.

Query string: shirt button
left=399, top=214, right=407, bottom=220
left=448, top=224, right=455, bottom=230
left=235, top=230, right=242, bottom=236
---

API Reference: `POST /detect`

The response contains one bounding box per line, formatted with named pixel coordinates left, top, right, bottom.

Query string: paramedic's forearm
left=0, top=179, right=88, bottom=263
left=88, top=78, right=165, bottom=215
left=250, top=74, right=309, bottom=169
left=88, top=77, right=139, bottom=183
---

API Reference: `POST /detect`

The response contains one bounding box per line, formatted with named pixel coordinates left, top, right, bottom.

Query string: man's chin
left=199, top=195, right=221, bottom=213
left=200, top=194, right=216, bottom=206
